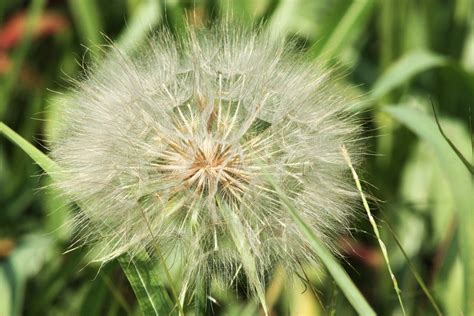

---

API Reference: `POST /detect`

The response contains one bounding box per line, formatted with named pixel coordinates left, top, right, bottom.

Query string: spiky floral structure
left=50, top=23, right=361, bottom=308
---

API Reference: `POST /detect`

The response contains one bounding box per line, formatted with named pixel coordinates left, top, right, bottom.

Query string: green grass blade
left=380, top=209, right=443, bottom=315
left=371, top=51, right=448, bottom=100
left=116, top=0, right=163, bottom=54
left=0, top=122, right=59, bottom=176
left=265, top=176, right=376, bottom=316
left=266, top=0, right=301, bottom=39
left=312, top=0, right=375, bottom=60
left=0, top=122, right=178, bottom=315
left=134, top=206, right=184, bottom=315
left=341, top=145, right=406, bottom=315
left=118, top=255, right=174, bottom=316
left=430, top=100, right=473, bottom=174
left=68, top=0, right=103, bottom=47
left=386, top=105, right=473, bottom=313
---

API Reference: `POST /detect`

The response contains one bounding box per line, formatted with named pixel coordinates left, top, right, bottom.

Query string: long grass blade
left=68, top=0, right=103, bottom=47
left=136, top=206, right=184, bottom=315
left=314, top=0, right=375, bottom=60
left=379, top=208, right=443, bottom=315
left=371, top=51, right=448, bottom=100
left=0, top=122, right=179, bottom=315
left=116, top=0, right=163, bottom=54
left=0, top=122, right=59, bottom=176
left=341, top=145, right=406, bottom=315
left=386, top=105, right=473, bottom=313
left=265, top=176, right=376, bottom=316
left=430, top=99, right=473, bottom=174
left=118, top=255, right=174, bottom=316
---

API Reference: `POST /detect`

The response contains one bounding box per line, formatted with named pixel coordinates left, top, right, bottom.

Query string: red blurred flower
left=0, top=11, right=69, bottom=51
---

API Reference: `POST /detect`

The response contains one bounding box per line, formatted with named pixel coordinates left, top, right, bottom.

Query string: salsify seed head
left=50, top=22, right=362, bottom=306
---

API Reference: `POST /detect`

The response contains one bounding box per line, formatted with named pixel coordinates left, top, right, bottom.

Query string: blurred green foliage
left=0, top=0, right=472, bottom=315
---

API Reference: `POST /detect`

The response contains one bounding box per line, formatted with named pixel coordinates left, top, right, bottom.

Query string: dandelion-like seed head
left=50, top=22, right=363, bottom=308
left=153, top=102, right=252, bottom=203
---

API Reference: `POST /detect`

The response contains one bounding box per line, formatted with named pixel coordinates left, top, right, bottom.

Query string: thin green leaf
left=116, top=0, right=163, bottom=54
left=386, top=105, right=473, bottom=313
left=0, top=122, right=59, bottom=176
left=430, top=99, right=473, bottom=174
left=68, top=0, right=103, bottom=47
left=134, top=206, right=183, bottom=315
left=0, top=122, right=177, bottom=315
left=379, top=209, right=443, bottom=316
left=371, top=51, right=448, bottom=99
left=311, top=0, right=375, bottom=60
left=265, top=176, right=376, bottom=316
left=265, top=0, right=302, bottom=39
left=341, top=145, right=406, bottom=315
left=118, top=255, right=174, bottom=316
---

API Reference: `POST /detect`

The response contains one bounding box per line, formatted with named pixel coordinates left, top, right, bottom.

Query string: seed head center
left=181, top=137, right=249, bottom=199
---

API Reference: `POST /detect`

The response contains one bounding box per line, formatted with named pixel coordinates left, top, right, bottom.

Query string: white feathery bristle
left=49, top=22, right=363, bottom=308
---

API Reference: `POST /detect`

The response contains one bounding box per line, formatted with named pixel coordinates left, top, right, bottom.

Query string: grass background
left=0, top=0, right=472, bottom=315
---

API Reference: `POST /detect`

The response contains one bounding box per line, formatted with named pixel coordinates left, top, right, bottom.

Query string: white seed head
left=50, top=23, right=363, bottom=305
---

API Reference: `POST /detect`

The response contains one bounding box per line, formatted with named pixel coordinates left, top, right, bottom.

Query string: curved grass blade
left=386, top=105, right=473, bottom=313
left=265, top=0, right=301, bottom=40
left=430, top=99, right=473, bottom=174
left=379, top=208, right=443, bottom=315
left=135, top=205, right=184, bottom=315
left=371, top=50, right=448, bottom=100
left=0, top=122, right=59, bottom=176
left=69, top=0, right=103, bottom=47
left=116, top=0, right=163, bottom=54
left=310, top=0, right=375, bottom=60
left=341, top=145, right=406, bottom=315
left=265, top=176, right=376, bottom=316
left=118, top=255, right=174, bottom=316
left=0, top=122, right=178, bottom=316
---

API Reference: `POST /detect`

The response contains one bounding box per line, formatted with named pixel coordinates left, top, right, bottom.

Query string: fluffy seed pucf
left=50, top=23, right=362, bottom=309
